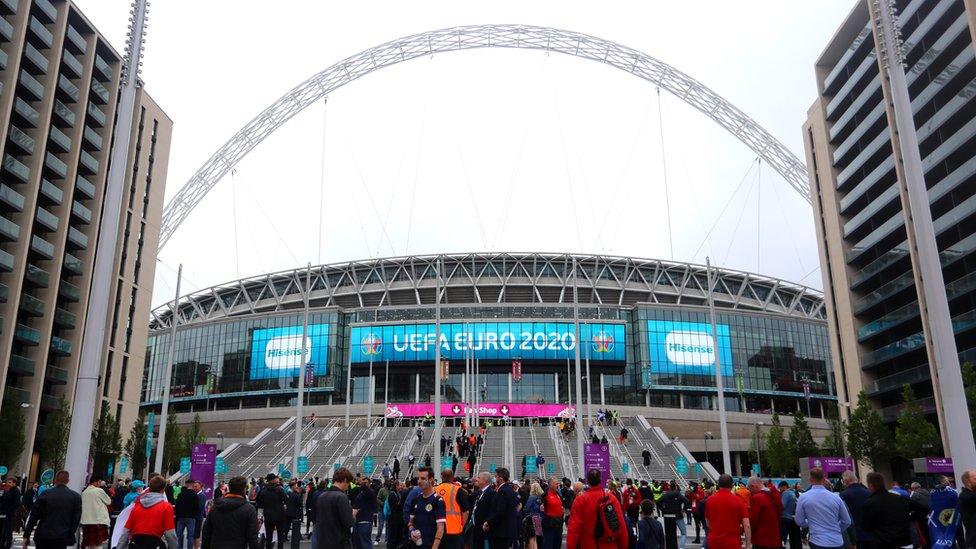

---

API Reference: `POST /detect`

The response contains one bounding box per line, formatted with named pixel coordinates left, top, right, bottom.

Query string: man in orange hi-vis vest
left=434, top=469, right=471, bottom=549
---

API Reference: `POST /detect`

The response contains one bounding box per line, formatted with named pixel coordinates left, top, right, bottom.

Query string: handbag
left=531, top=514, right=543, bottom=537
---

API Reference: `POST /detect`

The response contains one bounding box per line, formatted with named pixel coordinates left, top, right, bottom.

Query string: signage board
left=119, top=457, right=129, bottom=474
left=584, top=443, right=611, bottom=488
left=249, top=324, right=330, bottom=380
left=180, top=457, right=191, bottom=475
left=297, top=456, right=309, bottom=475
left=645, top=320, right=733, bottom=378
left=805, top=457, right=855, bottom=474
left=190, top=444, right=217, bottom=499
left=364, top=456, right=375, bottom=475
left=0, top=466, right=7, bottom=476
left=676, top=456, right=689, bottom=475
left=385, top=402, right=575, bottom=419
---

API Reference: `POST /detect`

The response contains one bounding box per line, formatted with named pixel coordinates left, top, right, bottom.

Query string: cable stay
left=552, top=89, right=585, bottom=252
left=690, top=157, right=759, bottom=263
left=722, top=164, right=759, bottom=267
left=457, top=147, right=489, bottom=250
left=343, top=137, right=398, bottom=257
left=657, top=87, right=674, bottom=261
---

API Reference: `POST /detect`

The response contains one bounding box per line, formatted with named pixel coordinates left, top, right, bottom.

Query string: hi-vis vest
left=435, top=482, right=464, bottom=535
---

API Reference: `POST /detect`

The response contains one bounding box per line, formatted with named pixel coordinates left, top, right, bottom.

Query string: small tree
left=788, top=411, right=818, bottom=461
left=91, top=401, right=122, bottom=476
left=820, top=402, right=846, bottom=456
left=764, top=413, right=793, bottom=476
left=895, top=385, right=941, bottom=459
left=162, top=413, right=182, bottom=474
left=124, top=411, right=148, bottom=479
left=180, top=413, right=205, bottom=456
left=847, top=391, right=895, bottom=469
left=40, top=396, right=71, bottom=470
left=0, top=392, right=27, bottom=469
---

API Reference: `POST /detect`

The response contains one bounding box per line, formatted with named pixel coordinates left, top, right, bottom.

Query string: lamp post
left=216, top=432, right=224, bottom=453
left=704, top=431, right=713, bottom=466
left=755, top=422, right=764, bottom=475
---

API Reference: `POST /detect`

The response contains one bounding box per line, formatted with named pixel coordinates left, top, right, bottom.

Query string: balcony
left=0, top=0, right=16, bottom=14
left=67, top=226, right=87, bottom=249
left=59, top=280, right=80, bottom=301
left=83, top=126, right=102, bottom=150
left=62, top=253, right=82, bottom=276
left=48, top=125, right=71, bottom=152
left=9, top=355, right=35, bottom=376
left=8, top=126, right=35, bottom=155
left=3, top=154, right=30, bottom=182
left=19, top=69, right=44, bottom=100
left=65, top=24, right=86, bottom=54
left=22, top=42, right=48, bottom=74
left=0, top=282, right=6, bottom=302
left=57, top=74, right=80, bottom=103
left=94, top=54, right=113, bottom=81
left=47, top=366, right=68, bottom=385
left=50, top=336, right=71, bottom=356
left=0, top=215, right=19, bottom=240
left=90, top=80, right=109, bottom=104
left=30, top=235, right=54, bottom=259
left=5, top=386, right=30, bottom=405
left=33, top=0, right=57, bottom=23
left=0, top=49, right=7, bottom=70
left=40, top=393, right=59, bottom=410
left=14, top=98, right=40, bottom=128
left=14, top=323, right=41, bottom=345
left=0, top=249, right=13, bottom=271
left=44, top=152, right=67, bottom=179
left=38, top=179, right=62, bottom=206
left=0, top=14, right=11, bottom=42
left=52, top=99, right=75, bottom=127
left=34, top=207, right=58, bottom=231
left=25, top=263, right=49, bottom=287
left=79, top=150, right=98, bottom=174
left=75, top=175, right=95, bottom=199
left=53, top=307, right=74, bottom=328
left=0, top=184, right=21, bottom=211
left=87, top=102, right=106, bottom=127
left=71, top=201, right=91, bottom=224
left=61, top=50, right=83, bottom=78
left=20, top=293, right=45, bottom=316
left=28, top=16, right=52, bottom=49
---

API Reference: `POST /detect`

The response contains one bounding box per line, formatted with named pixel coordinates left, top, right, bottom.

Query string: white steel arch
left=159, top=24, right=810, bottom=249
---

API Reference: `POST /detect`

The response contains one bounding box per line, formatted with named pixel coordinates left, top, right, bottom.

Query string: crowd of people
left=2, top=463, right=976, bottom=549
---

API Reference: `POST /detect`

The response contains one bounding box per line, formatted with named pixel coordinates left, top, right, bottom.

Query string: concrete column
left=600, top=373, right=606, bottom=406
left=415, top=374, right=420, bottom=403
left=554, top=373, right=559, bottom=403
left=507, top=374, right=513, bottom=402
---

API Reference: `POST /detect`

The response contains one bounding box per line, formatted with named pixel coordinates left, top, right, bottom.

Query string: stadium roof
left=150, top=252, right=825, bottom=330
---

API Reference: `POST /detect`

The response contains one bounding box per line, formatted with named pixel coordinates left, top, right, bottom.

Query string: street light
left=755, top=422, right=764, bottom=475
left=704, top=432, right=714, bottom=465
left=216, top=432, right=224, bottom=452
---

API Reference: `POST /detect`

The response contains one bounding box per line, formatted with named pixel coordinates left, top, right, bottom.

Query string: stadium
left=140, top=252, right=837, bottom=480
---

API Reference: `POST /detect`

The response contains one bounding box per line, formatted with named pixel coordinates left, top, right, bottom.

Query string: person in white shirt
left=81, top=476, right=112, bottom=549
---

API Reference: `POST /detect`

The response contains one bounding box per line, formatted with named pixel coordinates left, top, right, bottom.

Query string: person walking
left=81, top=476, right=113, bottom=549
left=115, top=475, right=178, bottom=549
left=255, top=474, right=287, bottom=549
left=22, top=471, right=82, bottom=549
left=351, top=476, right=376, bottom=549
left=704, top=475, right=750, bottom=549
left=383, top=463, right=392, bottom=482
left=746, top=478, right=779, bottom=549
left=284, top=481, right=304, bottom=549
left=385, top=481, right=406, bottom=549
left=313, top=468, right=355, bottom=549
left=565, top=468, right=628, bottom=549
left=0, top=477, right=21, bottom=549
left=838, top=471, right=873, bottom=549
left=777, top=481, right=801, bottom=549
left=860, top=472, right=928, bottom=549
left=637, top=500, right=664, bottom=549
left=434, top=469, right=469, bottom=549
left=407, top=467, right=446, bottom=549
left=794, top=468, right=851, bottom=549
left=201, top=476, right=260, bottom=549
left=471, top=473, right=496, bottom=549
left=376, top=480, right=390, bottom=544
left=174, top=480, right=201, bottom=549
left=304, top=480, right=326, bottom=540
left=541, top=478, right=565, bottom=549
left=484, top=467, right=519, bottom=549
left=393, top=458, right=401, bottom=481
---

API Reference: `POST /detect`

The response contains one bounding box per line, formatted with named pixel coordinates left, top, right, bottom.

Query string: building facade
left=803, top=0, right=976, bottom=444
left=0, top=0, right=171, bottom=476
left=140, top=253, right=835, bottom=442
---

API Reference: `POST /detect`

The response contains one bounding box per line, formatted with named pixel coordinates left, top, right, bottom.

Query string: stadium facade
left=141, top=253, right=836, bottom=459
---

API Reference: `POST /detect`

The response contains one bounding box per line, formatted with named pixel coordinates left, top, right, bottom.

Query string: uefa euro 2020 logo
left=361, top=333, right=382, bottom=356
left=591, top=331, right=614, bottom=354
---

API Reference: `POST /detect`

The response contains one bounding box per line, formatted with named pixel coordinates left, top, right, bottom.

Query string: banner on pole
left=145, top=412, right=155, bottom=459
left=190, top=444, right=217, bottom=499
left=802, top=382, right=811, bottom=401
left=512, top=359, right=522, bottom=382
left=584, top=443, right=611, bottom=488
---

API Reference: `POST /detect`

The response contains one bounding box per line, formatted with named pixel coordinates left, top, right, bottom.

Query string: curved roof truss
left=158, top=24, right=810, bottom=248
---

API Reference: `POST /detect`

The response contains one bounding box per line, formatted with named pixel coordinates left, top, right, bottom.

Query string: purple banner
left=190, top=443, right=217, bottom=500
left=384, top=402, right=576, bottom=419
left=584, top=443, right=612, bottom=488
left=807, top=457, right=854, bottom=473
left=925, top=457, right=954, bottom=473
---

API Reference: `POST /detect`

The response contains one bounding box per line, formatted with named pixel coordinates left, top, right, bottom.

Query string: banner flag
left=927, top=487, right=960, bottom=548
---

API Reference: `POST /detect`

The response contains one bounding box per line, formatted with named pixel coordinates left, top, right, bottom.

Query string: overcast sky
left=74, top=0, right=855, bottom=307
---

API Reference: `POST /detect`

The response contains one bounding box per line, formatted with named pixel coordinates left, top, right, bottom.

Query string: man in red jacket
left=566, top=469, right=628, bottom=549
left=747, top=477, right=780, bottom=549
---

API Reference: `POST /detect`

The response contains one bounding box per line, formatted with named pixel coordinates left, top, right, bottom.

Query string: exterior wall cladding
left=803, top=0, right=976, bottom=440
left=0, top=0, right=172, bottom=477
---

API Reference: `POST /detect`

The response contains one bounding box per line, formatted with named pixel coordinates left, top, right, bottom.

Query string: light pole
left=704, top=432, right=713, bottom=465
left=754, top=422, right=764, bottom=475
left=216, top=432, right=224, bottom=453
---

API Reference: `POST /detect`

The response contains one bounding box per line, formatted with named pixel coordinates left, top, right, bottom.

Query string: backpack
left=594, top=490, right=622, bottom=543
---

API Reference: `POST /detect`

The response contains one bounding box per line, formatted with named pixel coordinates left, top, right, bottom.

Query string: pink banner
left=384, top=402, right=575, bottom=419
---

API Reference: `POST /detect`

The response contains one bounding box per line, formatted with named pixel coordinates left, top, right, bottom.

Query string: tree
left=124, top=411, right=148, bottom=479
left=788, top=411, right=818, bottom=461
left=963, top=363, right=976, bottom=441
left=40, top=396, right=71, bottom=470
left=820, top=402, right=847, bottom=456
left=847, top=391, right=895, bottom=469
left=91, top=401, right=122, bottom=477
left=895, top=384, right=941, bottom=459
left=764, top=413, right=794, bottom=476
left=162, top=413, right=182, bottom=474
left=179, top=413, right=205, bottom=457
left=0, top=392, right=27, bottom=469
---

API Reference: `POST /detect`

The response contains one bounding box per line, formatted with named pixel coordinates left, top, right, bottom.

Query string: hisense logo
left=665, top=331, right=716, bottom=366
left=264, top=335, right=311, bottom=369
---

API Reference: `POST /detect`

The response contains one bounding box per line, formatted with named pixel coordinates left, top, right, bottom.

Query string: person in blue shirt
left=888, top=481, right=910, bottom=498
left=839, top=470, right=874, bottom=549
left=351, top=480, right=377, bottom=549
left=778, top=481, right=801, bottom=549
left=795, top=467, right=852, bottom=549
left=408, top=468, right=446, bottom=549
